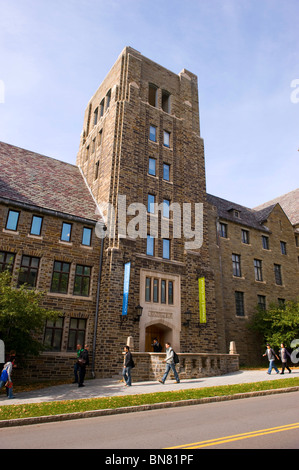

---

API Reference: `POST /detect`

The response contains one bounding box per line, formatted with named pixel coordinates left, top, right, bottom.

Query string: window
left=98, top=129, right=103, bottom=147
left=85, top=145, right=90, bottom=161
left=67, top=318, right=87, bottom=351
left=254, top=259, right=263, bottom=282
left=232, top=254, right=241, bottom=277
left=153, top=279, right=159, bottom=302
left=44, top=317, right=64, bottom=351
left=278, top=298, right=285, bottom=307
left=73, top=265, right=91, bottom=296
left=146, top=235, right=154, bottom=256
left=219, top=223, right=228, bottom=238
left=50, top=261, right=70, bottom=294
left=91, top=138, right=96, bottom=154
left=163, top=163, right=170, bottom=181
left=262, top=236, right=269, bottom=250
left=0, top=251, right=15, bottom=273
left=30, top=215, right=43, bottom=236
left=148, top=194, right=155, bottom=214
left=241, top=229, right=249, bottom=244
left=162, top=90, right=170, bottom=113
left=5, top=210, right=20, bottom=231
left=148, top=84, right=158, bottom=107
left=95, top=160, right=100, bottom=180
left=161, top=279, right=166, bottom=304
left=163, top=199, right=170, bottom=219
left=257, top=295, right=266, bottom=310
left=274, top=264, right=282, bottom=285
left=18, top=255, right=40, bottom=287
left=148, top=158, right=156, bottom=176
left=61, top=222, right=72, bottom=242
left=94, top=107, right=98, bottom=126
left=145, top=277, right=151, bottom=302
left=163, top=130, right=170, bottom=147
left=280, top=241, right=287, bottom=255
left=235, top=291, right=245, bottom=316
left=168, top=281, right=174, bottom=304
left=163, top=239, right=170, bottom=259
left=106, top=89, right=111, bottom=109
left=100, top=98, right=105, bottom=117
left=149, top=125, right=156, bottom=142
left=82, top=227, right=92, bottom=246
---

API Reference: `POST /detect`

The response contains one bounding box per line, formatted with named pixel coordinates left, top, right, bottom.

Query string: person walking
left=123, top=345, right=134, bottom=386
left=78, top=344, right=89, bottom=387
left=279, top=343, right=292, bottom=374
left=0, top=356, right=16, bottom=399
left=159, top=342, right=180, bottom=384
left=263, top=343, right=280, bottom=374
left=73, top=343, right=84, bottom=384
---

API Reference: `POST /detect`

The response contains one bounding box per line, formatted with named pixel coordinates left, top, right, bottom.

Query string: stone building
left=207, top=188, right=299, bottom=364
left=0, top=47, right=297, bottom=378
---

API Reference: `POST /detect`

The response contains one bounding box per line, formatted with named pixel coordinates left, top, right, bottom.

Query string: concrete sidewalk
left=0, top=369, right=297, bottom=406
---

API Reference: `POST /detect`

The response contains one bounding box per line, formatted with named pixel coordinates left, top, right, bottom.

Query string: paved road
left=1, top=390, right=299, bottom=449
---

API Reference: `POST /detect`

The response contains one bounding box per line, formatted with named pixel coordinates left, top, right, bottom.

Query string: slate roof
left=0, top=141, right=101, bottom=222
left=254, top=188, right=299, bottom=227
left=207, top=193, right=274, bottom=232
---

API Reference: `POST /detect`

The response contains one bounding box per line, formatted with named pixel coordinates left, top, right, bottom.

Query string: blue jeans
left=0, top=380, right=14, bottom=398
left=162, top=362, right=180, bottom=383
left=123, top=366, right=132, bottom=386
left=268, top=359, right=279, bottom=374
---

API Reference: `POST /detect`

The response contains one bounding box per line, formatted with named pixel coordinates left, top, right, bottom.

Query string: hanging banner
left=198, top=277, right=206, bottom=323
left=122, top=262, right=131, bottom=316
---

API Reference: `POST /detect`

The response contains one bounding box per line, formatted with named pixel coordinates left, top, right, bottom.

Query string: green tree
left=0, top=270, right=58, bottom=359
left=249, top=300, right=299, bottom=349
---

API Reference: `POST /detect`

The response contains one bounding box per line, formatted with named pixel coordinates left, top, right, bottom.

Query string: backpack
left=173, top=351, right=179, bottom=364
left=0, top=368, right=8, bottom=383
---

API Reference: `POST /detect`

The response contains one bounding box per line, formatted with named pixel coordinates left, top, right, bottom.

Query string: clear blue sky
left=0, top=0, right=298, bottom=208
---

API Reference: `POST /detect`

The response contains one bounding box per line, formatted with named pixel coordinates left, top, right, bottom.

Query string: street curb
left=1, top=385, right=299, bottom=428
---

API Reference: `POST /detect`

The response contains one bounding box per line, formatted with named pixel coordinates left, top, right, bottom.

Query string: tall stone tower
left=77, top=47, right=217, bottom=377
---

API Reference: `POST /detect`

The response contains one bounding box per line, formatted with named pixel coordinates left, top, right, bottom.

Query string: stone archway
left=145, top=323, right=172, bottom=352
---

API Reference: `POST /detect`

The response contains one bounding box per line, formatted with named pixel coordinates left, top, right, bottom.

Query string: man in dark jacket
left=78, top=344, right=89, bottom=387
left=123, top=345, right=134, bottom=386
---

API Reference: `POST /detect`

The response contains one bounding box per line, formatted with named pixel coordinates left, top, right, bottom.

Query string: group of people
left=1, top=340, right=294, bottom=398
left=263, top=343, right=292, bottom=375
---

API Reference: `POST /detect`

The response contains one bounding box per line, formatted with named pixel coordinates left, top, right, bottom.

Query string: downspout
left=91, top=225, right=107, bottom=378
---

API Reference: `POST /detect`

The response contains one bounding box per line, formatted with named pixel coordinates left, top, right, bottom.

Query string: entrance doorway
left=145, top=324, right=172, bottom=352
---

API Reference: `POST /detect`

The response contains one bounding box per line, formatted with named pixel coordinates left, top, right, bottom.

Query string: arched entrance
left=145, top=323, right=172, bottom=352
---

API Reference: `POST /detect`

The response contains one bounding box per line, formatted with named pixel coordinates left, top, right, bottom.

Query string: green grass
left=1, top=376, right=299, bottom=421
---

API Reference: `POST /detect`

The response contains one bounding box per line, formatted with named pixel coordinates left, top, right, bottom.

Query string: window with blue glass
left=30, top=215, right=43, bottom=236
left=82, top=227, right=92, bottom=246
left=61, top=222, right=72, bottom=242
left=6, top=210, right=20, bottom=231
left=163, top=199, right=170, bottom=218
left=147, top=194, right=155, bottom=214
left=162, top=239, right=170, bottom=259
left=148, top=158, right=156, bottom=176
left=146, top=235, right=154, bottom=256
left=149, top=125, right=156, bottom=142
left=163, top=130, right=170, bottom=147
left=163, top=163, right=170, bottom=181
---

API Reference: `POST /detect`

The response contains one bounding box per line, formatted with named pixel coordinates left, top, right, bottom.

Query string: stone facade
left=207, top=193, right=299, bottom=365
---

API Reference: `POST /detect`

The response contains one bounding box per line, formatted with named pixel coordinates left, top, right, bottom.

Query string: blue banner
left=122, top=262, right=131, bottom=316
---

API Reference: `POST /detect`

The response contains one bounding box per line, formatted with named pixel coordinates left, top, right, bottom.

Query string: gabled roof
left=0, top=141, right=101, bottom=222
left=254, top=188, right=299, bottom=226
left=206, top=193, right=269, bottom=232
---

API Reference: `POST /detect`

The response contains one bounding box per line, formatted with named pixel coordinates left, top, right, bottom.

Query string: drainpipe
left=91, top=225, right=107, bottom=378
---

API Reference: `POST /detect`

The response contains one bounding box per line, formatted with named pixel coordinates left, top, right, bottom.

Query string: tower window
left=162, top=90, right=170, bottom=113
left=148, top=84, right=158, bottom=107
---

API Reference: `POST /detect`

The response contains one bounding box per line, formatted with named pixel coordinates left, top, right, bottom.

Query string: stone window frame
left=50, top=260, right=71, bottom=294
left=232, top=253, right=242, bottom=277
left=254, top=258, right=263, bottom=282
left=0, top=250, right=15, bottom=273
left=18, top=254, right=40, bottom=288
left=235, top=291, right=245, bottom=317
left=73, top=264, right=92, bottom=297
left=5, top=209, right=20, bottom=232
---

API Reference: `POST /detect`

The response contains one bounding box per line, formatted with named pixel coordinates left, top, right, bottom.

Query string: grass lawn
left=1, top=376, right=299, bottom=422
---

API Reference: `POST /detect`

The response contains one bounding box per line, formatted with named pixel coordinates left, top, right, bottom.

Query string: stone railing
left=129, top=352, right=239, bottom=382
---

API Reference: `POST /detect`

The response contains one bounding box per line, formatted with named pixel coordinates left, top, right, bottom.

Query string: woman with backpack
left=0, top=355, right=16, bottom=399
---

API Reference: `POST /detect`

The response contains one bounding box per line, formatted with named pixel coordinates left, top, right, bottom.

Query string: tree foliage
left=0, top=270, right=59, bottom=359
left=248, top=300, right=299, bottom=349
